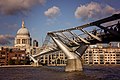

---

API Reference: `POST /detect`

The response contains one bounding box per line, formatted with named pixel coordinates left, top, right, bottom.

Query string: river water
left=0, top=65, right=120, bottom=80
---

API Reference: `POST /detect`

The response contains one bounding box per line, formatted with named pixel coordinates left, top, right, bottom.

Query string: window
left=22, top=39, right=27, bottom=44
left=15, top=54, right=17, bottom=57
left=17, top=39, right=20, bottom=44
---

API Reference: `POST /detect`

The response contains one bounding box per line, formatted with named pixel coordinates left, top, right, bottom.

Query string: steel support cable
left=80, top=29, right=102, bottom=41
left=68, top=31, right=90, bottom=44
left=54, top=33, right=71, bottom=46
left=60, top=32, right=79, bottom=45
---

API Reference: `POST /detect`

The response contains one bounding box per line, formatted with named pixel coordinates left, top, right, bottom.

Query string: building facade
left=40, top=51, right=67, bottom=66
left=39, top=43, right=120, bottom=66
left=82, top=44, right=120, bottom=64
left=0, top=47, right=8, bottom=65
left=0, top=47, right=29, bottom=65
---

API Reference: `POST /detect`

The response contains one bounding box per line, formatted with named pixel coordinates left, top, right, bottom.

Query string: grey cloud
left=75, top=2, right=119, bottom=20
left=0, top=34, right=14, bottom=45
left=0, top=0, right=46, bottom=15
left=0, top=23, right=19, bottom=35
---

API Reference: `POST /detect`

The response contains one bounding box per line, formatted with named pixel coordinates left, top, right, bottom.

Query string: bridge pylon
left=65, top=58, right=83, bottom=72
left=51, top=36, right=83, bottom=72
left=32, top=61, right=39, bottom=67
left=29, top=55, right=39, bottom=67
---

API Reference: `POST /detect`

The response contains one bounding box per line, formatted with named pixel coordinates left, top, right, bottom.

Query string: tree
left=8, top=59, right=15, bottom=65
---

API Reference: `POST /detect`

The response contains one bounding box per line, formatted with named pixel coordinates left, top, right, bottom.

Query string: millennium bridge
left=29, top=13, right=120, bottom=72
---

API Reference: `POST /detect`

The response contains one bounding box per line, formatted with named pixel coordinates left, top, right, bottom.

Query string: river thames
left=0, top=65, right=120, bottom=80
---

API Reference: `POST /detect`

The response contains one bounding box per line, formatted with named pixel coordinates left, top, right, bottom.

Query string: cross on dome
left=22, top=20, right=25, bottom=28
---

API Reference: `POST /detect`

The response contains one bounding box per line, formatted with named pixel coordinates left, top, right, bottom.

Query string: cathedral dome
left=16, top=20, right=30, bottom=36
left=17, top=27, right=30, bottom=36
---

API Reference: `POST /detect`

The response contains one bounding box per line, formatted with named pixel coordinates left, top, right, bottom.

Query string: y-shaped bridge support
left=51, top=36, right=83, bottom=72
left=66, top=58, right=83, bottom=72
left=29, top=55, right=39, bottom=66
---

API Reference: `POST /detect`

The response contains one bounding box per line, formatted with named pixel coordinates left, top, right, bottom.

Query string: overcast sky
left=0, top=0, right=119, bottom=46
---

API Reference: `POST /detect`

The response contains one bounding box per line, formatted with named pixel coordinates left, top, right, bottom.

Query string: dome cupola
left=17, top=20, right=30, bottom=36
